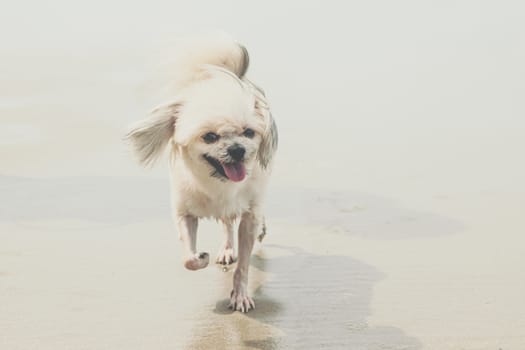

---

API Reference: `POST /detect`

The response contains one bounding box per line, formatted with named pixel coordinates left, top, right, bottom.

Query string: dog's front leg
left=177, top=215, right=209, bottom=270
left=229, top=211, right=259, bottom=312
left=216, top=218, right=236, bottom=265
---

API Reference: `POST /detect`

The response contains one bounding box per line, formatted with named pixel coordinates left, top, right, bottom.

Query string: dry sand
left=1, top=2, right=525, bottom=349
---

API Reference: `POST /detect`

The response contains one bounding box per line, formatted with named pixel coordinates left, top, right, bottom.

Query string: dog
left=125, top=33, right=277, bottom=312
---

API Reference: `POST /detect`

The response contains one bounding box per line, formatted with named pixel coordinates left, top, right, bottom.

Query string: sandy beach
left=1, top=2, right=525, bottom=349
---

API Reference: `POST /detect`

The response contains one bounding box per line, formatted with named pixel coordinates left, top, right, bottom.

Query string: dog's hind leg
left=216, top=218, right=236, bottom=265
left=177, top=215, right=209, bottom=270
left=257, top=217, right=267, bottom=242
left=229, top=211, right=260, bottom=312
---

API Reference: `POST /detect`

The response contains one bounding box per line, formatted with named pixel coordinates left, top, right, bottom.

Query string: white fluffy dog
left=126, top=34, right=277, bottom=312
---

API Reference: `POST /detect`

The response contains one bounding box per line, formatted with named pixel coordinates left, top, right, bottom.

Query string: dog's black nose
left=227, top=144, right=246, bottom=161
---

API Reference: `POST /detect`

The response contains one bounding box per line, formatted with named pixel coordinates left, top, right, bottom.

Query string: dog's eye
left=243, top=128, right=255, bottom=138
left=202, top=132, right=220, bottom=144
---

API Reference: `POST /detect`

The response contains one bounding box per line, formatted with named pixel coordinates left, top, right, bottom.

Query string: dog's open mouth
left=203, top=155, right=246, bottom=182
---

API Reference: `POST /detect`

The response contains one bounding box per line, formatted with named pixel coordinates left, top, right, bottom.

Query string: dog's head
left=126, top=65, right=277, bottom=183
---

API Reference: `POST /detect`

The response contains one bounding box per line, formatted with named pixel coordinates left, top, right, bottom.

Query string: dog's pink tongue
left=222, top=162, right=246, bottom=182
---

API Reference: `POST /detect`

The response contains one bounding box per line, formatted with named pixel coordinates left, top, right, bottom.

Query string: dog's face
left=175, top=76, right=266, bottom=183
left=186, top=124, right=262, bottom=183
left=126, top=68, right=277, bottom=182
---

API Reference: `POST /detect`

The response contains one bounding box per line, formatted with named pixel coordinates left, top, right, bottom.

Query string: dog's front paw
left=229, top=287, right=255, bottom=313
left=184, top=252, right=209, bottom=270
left=216, top=247, right=236, bottom=265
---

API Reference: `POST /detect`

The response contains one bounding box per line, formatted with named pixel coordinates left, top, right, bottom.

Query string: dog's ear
left=125, top=102, right=181, bottom=167
left=258, top=114, right=278, bottom=169
left=254, top=92, right=278, bottom=169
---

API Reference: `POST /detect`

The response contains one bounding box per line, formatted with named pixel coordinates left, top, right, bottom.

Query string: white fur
left=126, top=33, right=277, bottom=313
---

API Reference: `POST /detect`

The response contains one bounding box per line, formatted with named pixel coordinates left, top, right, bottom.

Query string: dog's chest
left=181, top=186, right=252, bottom=219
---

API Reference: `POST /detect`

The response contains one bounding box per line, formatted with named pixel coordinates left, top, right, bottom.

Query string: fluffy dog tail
left=163, top=32, right=250, bottom=91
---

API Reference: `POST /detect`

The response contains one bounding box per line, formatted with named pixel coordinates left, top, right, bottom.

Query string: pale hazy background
left=1, top=1, right=524, bottom=349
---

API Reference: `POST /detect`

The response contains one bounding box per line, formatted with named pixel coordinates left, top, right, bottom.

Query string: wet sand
left=2, top=2, right=525, bottom=349
left=1, top=177, right=523, bottom=349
